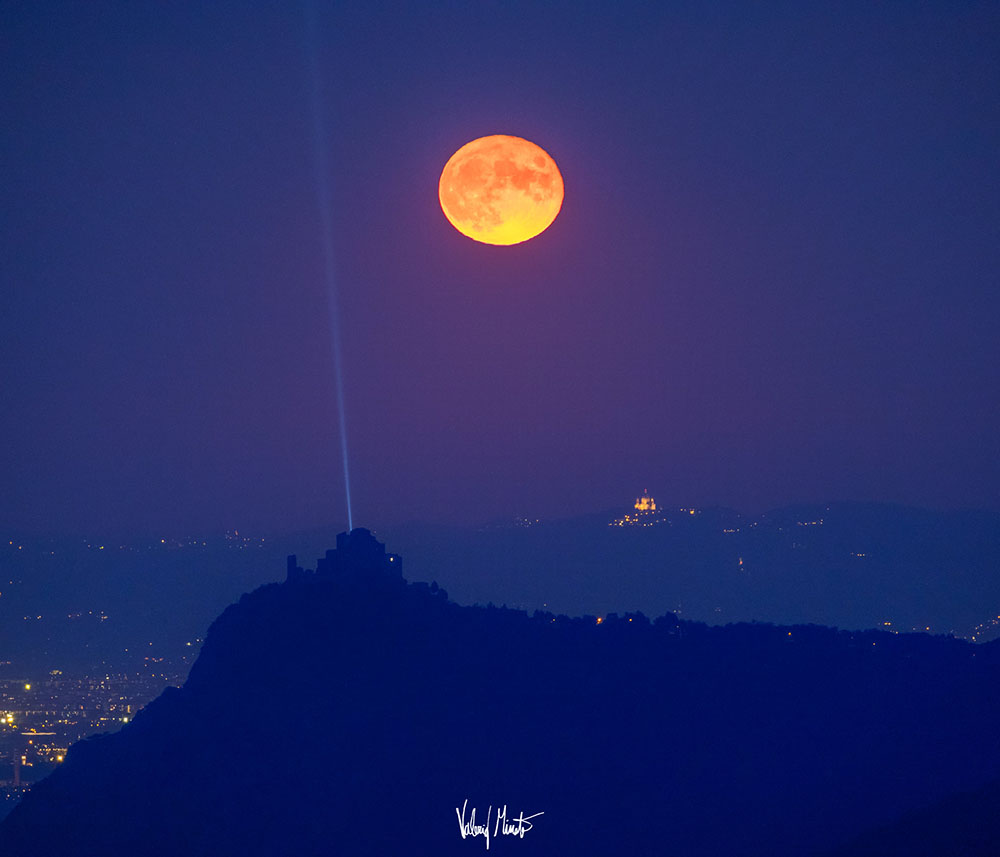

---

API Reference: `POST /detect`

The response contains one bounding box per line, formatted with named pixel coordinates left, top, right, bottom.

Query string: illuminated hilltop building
left=611, top=490, right=668, bottom=527
left=634, top=491, right=656, bottom=512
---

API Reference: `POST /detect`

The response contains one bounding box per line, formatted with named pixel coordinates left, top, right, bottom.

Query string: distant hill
left=2, top=529, right=998, bottom=856
left=383, top=502, right=1000, bottom=637
left=3, top=502, right=997, bottom=673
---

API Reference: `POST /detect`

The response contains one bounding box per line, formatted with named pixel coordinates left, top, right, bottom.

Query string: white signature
left=456, top=799, right=544, bottom=849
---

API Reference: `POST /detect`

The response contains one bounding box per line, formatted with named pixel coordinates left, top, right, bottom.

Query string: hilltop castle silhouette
left=286, top=527, right=402, bottom=583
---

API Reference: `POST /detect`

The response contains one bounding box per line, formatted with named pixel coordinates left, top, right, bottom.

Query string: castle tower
left=316, top=528, right=402, bottom=578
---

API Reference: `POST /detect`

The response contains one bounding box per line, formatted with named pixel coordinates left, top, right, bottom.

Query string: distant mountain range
left=382, top=501, right=1000, bottom=637
left=3, top=528, right=998, bottom=856
left=1, top=502, right=997, bottom=674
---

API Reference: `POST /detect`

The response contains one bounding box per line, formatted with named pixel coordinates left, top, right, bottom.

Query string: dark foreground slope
left=3, top=537, right=1000, bottom=856
left=829, top=776, right=1000, bottom=857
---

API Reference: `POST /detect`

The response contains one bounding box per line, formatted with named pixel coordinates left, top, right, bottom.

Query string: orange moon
left=438, top=135, right=564, bottom=246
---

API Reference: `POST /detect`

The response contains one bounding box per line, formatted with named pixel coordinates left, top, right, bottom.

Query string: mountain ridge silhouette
left=2, top=528, right=999, bottom=856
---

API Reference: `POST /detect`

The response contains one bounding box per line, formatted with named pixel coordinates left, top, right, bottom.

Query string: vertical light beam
left=305, top=2, right=353, bottom=531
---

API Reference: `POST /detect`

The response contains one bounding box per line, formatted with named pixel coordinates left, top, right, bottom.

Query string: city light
left=0, top=668, right=185, bottom=791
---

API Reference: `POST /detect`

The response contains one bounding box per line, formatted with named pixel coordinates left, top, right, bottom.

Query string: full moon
left=438, top=135, right=564, bottom=246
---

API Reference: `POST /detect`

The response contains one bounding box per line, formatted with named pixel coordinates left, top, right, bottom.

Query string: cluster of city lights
left=609, top=493, right=698, bottom=528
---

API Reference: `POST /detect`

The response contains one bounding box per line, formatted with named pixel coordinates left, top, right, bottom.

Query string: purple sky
left=2, top=1, right=998, bottom=535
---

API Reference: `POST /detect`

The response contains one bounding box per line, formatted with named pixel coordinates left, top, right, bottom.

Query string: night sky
left=3, top=1, right=998, bottom=536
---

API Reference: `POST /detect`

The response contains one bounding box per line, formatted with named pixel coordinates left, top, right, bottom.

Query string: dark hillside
left=3, top=530, right=998, bottom=856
